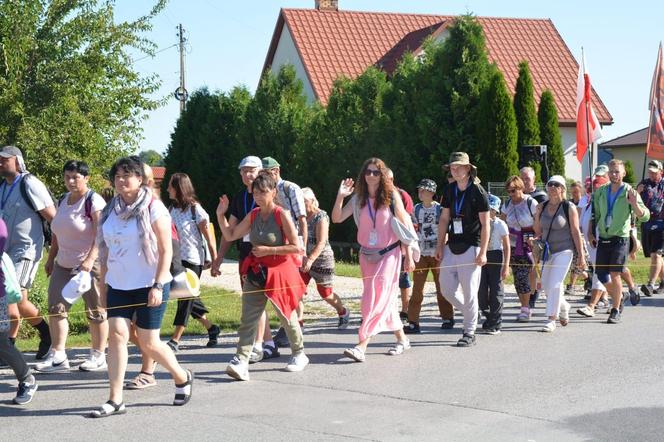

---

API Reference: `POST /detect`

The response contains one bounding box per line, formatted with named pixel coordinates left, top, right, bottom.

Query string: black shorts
left=595, top=237, right=629, bottom=284
left=641, top=223, right=664, bottom=257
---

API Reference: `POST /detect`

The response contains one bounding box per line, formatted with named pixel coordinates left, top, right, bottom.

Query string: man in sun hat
left=637, top=159, right=664, bottom=296
left=436, top=152, right=490, bottom=347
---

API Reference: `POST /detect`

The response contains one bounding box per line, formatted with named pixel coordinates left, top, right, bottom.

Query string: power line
left=132, top=44, right=178, bottom=63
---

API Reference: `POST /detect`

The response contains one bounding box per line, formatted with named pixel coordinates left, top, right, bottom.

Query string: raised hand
left=216, top=195, right=230, bottom=218
left=338, top=178, right=354, bottom=198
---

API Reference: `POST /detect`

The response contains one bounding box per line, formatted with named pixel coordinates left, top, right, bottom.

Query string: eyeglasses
left=506, top=188, right=518, bottom=194
left=364, top=169, right=381, bottom=177
left=547, top=182, right=563, bottom=188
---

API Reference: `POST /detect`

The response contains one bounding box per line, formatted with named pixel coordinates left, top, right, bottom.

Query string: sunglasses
left=547, top=181, right=563, bottom=188
left=364, top=169, right=381, bottom=177
left=506, top=188, right=518, bottom=194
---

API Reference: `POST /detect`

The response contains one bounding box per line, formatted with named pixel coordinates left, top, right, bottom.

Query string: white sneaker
left=35, top=351, right=70, bottom=373
left=79, top=351, right=107, bottom=372
left=285, top=352, right=309, bottom=372
left=226, top=356, right=250, bottom=381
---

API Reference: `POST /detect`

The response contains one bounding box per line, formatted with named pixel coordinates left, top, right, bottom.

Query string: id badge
left=243, top=233, right=250, bottom=242
left=605, top=215, right=612, bottom=228
left=453, top=218, right=463, bottom=235
left=368, top=230, right=378, bottom=246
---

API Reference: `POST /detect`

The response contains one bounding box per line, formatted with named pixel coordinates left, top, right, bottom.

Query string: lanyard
left=367, top=200, right=377, bottom=229
left=243, top=190, right=256, bottom=216
left=606, top=184, right=624, bottom=218
left=0, top=175, right=22, bottom=210
left=454, top=184, right=466, bottom=217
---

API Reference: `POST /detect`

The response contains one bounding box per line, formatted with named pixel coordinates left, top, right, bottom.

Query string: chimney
left=315, top=0, right=338, bottom=11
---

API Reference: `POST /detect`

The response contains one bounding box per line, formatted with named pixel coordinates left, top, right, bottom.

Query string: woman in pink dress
left=331, top=158, right=415, bottom=362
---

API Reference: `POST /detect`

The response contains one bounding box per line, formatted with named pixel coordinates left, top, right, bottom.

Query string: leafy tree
left=537, top=90, right=564, bottom=178
left=625, top=160, right=636, bottom=184
left=513, top=60, right=541, bottom=180
left=477, top=69, right=519, bottom=182
left=139, top=149, right=164, bottom=166
left=0, top=0, right=165, bottom=190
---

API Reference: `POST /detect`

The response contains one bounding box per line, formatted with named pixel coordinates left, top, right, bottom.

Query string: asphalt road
left=1, top=289, right=664, bottom=441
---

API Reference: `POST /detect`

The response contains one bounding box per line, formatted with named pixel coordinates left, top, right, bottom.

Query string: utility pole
left=174, top=23, right=188, bottom=113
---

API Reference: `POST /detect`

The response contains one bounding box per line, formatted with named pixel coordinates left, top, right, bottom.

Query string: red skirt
left=240, top=254, right=306, bottom=321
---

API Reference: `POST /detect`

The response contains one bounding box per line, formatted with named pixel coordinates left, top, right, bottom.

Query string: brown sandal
left=125, top=371, right=157, bottom=390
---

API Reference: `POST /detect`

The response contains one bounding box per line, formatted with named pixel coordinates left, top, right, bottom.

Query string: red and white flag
left=576, top=52, right=603, bottom=162
left=646, top=42, right=664, bottom=160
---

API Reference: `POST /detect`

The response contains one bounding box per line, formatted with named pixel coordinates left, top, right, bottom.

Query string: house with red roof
left=599, top=128, right=650, bottom=180
left=262, top=0, right=613, bottom=181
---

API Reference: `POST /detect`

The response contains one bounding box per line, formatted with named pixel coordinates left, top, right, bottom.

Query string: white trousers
left=439, top=246, right=481, bottom=334
left=541, top=250, right=573, bottom=317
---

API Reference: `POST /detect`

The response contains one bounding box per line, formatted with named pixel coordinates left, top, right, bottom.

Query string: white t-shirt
left=412, top=202, right=441, bottom=257
left=488, top=218, right=509, bottom=251
left=170, top=203, right=209, bottom=265
left=501, top=196, right=538, bottom=231
left=101, top=199, right=172, bottom=290
left=51, top=191, right=106, bottom=268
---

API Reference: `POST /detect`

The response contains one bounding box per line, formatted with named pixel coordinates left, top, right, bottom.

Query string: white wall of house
left=269, top=23, right=316, bottom=103
left=562, top=126, right=584, bottom=181
left=601, top=145, right=650, bottom=184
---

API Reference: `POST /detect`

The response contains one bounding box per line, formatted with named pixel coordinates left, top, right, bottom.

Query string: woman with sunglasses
left=332, top=158, right=415, bottom=362
left=501, top=176, right=538, bottom=322
left=532, top=175, right=585, bottom=332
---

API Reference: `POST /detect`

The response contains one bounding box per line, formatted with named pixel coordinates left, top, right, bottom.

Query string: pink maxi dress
left=357, top=198, right=402, bottom=341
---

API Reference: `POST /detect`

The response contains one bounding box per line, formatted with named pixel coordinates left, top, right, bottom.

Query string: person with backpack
left=90, top=156, right=192, bottom=417
left=332, top=158, right=416, bottom=362
left=216, top=171, right=309, bottom=380
left=36, top=160, right=108, bottom=373
left=436, top=152, right=490, bottom=348
left=165, top=173, right=219, bottom=352
left=404, top=178, right=454, bottom=333
left=0, top=217, right=39, bottom=404
left=0, top=145, right=53, bottom=360
left=501, top=175, right=539, bottom=322
left=589, top=159, right=649, bottom=324
left=532, top=175, right=586, bottom=332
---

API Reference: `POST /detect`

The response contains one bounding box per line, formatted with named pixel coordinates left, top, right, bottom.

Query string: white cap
left=546, top=175, right=567, bottom=189
left=238, top=156, right=262, bottom=169
left=61, top=271, right=92, bottom=304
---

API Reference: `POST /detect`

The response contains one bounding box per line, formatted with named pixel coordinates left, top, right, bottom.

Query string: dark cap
left=261, top=156, right=280, bottom=169
left=417, top=178, right=437, bottom=193
left=0, top=145, right=23, bottom=158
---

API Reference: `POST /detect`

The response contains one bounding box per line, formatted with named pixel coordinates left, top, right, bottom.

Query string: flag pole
left=583, top=47, right=593, bottom=182
left=643, top=42, right=663, bottom=179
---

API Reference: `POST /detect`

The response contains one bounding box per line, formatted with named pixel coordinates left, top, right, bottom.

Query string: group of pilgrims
left=1, top=143, right=661, bottom=417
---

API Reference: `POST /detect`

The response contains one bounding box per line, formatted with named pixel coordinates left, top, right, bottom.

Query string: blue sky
left=115, top=0, right=664, bottom=154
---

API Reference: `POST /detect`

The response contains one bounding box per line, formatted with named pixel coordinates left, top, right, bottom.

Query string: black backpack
left=13, top=174, right=57, bottom=248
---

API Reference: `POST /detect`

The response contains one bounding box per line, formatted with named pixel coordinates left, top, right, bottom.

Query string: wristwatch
left=151, top=282, right=164, bottom=291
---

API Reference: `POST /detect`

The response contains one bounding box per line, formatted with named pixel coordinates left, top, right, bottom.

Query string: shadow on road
left=563, top=406, right=664, bottom=441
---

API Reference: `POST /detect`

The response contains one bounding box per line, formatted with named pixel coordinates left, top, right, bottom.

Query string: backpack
left=504, top=196, right=535, bottom=218
left=539, top=199, right=571, bottom=224
left=414, top=203, right=442, bottom=228
left=15, top=174, right=57, bottom=248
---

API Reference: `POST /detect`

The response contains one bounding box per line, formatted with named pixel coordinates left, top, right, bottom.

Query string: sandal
left=173, top=369, right=194, bottom=406
left=387, top=340, right=411, bottom=356
left=343, top=346, right=365, bottom=362
left=560, top=301, right=570, bottom=326
left=262, top=343, right=280, bottom=360
left=88, top=400, right=126, bottom=418
left=540, top=321, right=556, bottom=333
left=124, top=371, right=157, bottom=390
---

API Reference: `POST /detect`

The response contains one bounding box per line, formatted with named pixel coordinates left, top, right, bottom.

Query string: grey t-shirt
left=0, top=173, right=54, bottom=262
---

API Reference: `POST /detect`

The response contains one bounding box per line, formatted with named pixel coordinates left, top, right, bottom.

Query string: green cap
left=262, top=156, right=280, bottom=169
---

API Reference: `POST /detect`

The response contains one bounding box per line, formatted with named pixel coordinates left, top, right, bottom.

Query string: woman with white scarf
left=89, top=157, right=192, bottom=417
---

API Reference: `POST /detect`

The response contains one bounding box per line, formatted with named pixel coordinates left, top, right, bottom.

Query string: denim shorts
left=399, top=257, right=412, bottom=289
left=106, top=283, right=170, bottom=330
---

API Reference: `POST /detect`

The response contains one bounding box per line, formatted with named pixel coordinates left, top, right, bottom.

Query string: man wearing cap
left=589, top=159, right=649, bottom=324
left=637, top=159, right=664, bottom=297
left=262, top=157, right=307, bottom=348
left=0, top=146, right=54, bottom=359
left=436, top=152, right=490, bottom=347
left=404, top=178, right=454, bottom=334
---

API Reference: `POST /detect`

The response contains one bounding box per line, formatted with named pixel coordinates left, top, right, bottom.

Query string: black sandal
left=173, top=369, right=193, bottom=406
left=88, top=400, right=126, bottom=418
